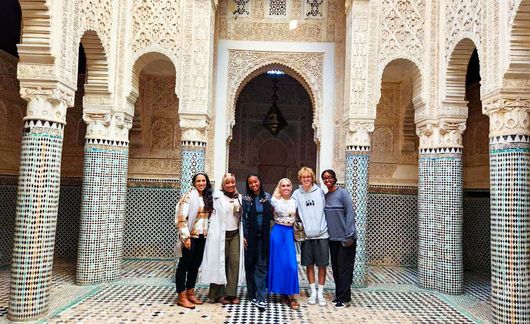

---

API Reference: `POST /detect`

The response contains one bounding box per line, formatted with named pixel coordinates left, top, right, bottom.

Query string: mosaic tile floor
left=0, top=260, right=492, bottom=323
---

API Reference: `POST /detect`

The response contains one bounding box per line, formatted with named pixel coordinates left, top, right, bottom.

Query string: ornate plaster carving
left=132, top=0, right=181, bottom=61
left=180, top=114, right=209, bottom=145
left=344, top=118, right=375, bottom=148
left=445, top=0, right=482, bottom=63
left=20, top=86, right=75, bottom=124
left=83, top=111, right=133, bottom=143
left=218, top=0, right=339, bottom=42
left=79, top=0, right=112, bottom=54
left=227, top=50, right=323, bottom=143
left=416, top=119, right=467, bottom=149
left=179, top=0, right=215, bottom=117
left=483, top=95, right=530, bottom=137
left=379, top=0, right=425, bottom=64
left=344, top=1, right=371, bottom=118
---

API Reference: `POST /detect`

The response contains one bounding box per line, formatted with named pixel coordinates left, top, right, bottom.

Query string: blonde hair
left=297, top=166, right=316, bottom=184
left=273, top=178, right=292, bottom=199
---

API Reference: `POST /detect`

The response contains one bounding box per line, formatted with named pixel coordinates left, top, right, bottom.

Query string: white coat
left=200, top=190, right=245, bottom=285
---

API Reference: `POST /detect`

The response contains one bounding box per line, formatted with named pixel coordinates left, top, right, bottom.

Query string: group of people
left=174, top=167, right=357, bottom=311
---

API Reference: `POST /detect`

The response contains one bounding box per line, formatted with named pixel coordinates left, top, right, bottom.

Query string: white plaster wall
left=213, top=40, right=336, bottom=185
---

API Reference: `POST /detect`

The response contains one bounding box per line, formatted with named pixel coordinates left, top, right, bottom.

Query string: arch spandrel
left=227, top=50, right=323, bottom=144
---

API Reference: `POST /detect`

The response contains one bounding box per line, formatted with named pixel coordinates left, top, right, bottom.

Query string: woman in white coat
left=201, top=173, right=245, bottom=304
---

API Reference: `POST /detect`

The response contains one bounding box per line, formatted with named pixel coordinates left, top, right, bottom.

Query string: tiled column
left=344, top=120, right=374, bottom=288
left=417, top=121, right=465, bottom=295
left=77, top=111, right=132, bottom=284
left=484, top=96, right=530, bottom=323
left=418, top=152, right=437, bottom=290
left=8, top=88, right=73, bottom=320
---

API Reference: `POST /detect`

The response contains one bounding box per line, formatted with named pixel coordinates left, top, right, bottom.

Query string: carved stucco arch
left=506, top=0, right=530, bottom=76
left=128, top=50, right=179, bottom=102
left=18, top=0, right=53, bottom=64
left=78, top=30, right=111, bottom=96
left=374, top=57, right=425, bottom=114
left=227, top=50, right=323, bottom=144
left=444, top=37, right=480, bottom=102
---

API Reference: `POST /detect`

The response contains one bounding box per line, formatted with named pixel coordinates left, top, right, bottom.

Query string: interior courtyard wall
left=1, top=1, right=512, bottom=278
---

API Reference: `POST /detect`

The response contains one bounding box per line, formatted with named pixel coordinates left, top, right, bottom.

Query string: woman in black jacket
left=242, top=174, right=273, bottom=311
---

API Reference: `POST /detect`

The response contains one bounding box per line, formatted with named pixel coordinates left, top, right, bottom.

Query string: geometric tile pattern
left=77, top=144, right=129, bottom=285
left=8, top=121, right=65, bottom=320
left=179, top=147, right=205, bottom=196
left=0, top=260, right=493, bottom=323
left=434, top=154, right=463, bottom=295
left=463, top=197, right=490, bottom=275
left=489, top=140, right=530, bottom=323
left=55, top=186, right=81, bottom=258
left=345, top=151, right=370, bottom=287
left=367, top=193, right=418, bottom=266
left=418, top=155, right=437, bottom=290
left=124, top=187, right=179, bottom=259
left=0, top=185, right=17, bottom=266
left=418, top=153, right=464, bottom=295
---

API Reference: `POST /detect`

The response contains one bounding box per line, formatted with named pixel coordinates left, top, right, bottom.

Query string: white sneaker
left=318, top=295, right=326, bottom=306
left=308, top=292, right=317, bottom=305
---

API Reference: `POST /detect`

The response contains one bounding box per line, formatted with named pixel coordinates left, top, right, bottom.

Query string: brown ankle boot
left=186, top=288, right=203, bottom=305
left=177, top=291, right=195, bottom=309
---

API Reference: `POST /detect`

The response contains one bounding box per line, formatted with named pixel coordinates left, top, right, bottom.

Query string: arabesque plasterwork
left=416, top=119, right=467, bottom=150
left=483, top=95, right=530, bottom=137
left=217, top=0, right=340, bottom=43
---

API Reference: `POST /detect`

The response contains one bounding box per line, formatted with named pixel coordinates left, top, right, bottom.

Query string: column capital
left=180, top=113, right=209, bottom=147
left=482, top=93, right=530, bottom=138
left=83, top=110, right=133, bottom=144
left=416, top=119, right=466, bottom=152
left=20, top=85, right=75, bottom=124
left=344, top=118, right=375, bottom=151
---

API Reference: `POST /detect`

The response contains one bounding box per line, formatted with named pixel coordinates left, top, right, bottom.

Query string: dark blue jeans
left=245, top=236, right=268, bottom=302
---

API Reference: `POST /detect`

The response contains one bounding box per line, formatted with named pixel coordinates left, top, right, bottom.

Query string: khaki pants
left=208, top=230, right=240, bottom=299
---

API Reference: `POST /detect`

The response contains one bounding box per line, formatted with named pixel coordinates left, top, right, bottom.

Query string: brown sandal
left=231, top=297, right=240, bottom=305
left=289, top=299, right=300, bottom=310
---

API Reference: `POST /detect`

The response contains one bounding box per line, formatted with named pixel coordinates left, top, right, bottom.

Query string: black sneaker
left=250, top=298, right=258, bottom=306
left=334, top=301, right=349, bottom=308
left=332, top=298, right=337, bottom=303
left=257, top=300, right=267, bottom=311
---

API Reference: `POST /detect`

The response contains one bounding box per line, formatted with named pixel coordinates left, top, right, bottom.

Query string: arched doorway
left=125, top=54, right=181, bottom=259
left=229, top=70, right=316, bottom=193
left=462, top=49, right=490, bottom=279
left=368, top=59, right=421, bottom=278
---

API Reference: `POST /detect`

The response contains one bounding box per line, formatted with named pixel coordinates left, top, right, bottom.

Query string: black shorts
left=301, top=238, right=330, bottom=267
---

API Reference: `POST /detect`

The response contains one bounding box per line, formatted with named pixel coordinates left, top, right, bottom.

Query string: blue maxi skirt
left=267, top=224, right=299, bottom=295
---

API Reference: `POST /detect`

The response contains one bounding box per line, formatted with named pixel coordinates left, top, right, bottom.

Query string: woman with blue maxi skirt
left=267, top=178, right=300, bottom=310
